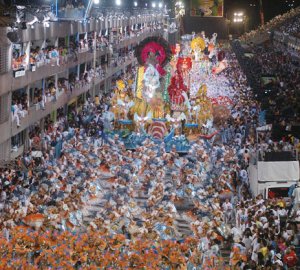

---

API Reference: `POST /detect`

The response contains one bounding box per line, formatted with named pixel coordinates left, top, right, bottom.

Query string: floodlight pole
left=259, top=0, right=265, bottom=25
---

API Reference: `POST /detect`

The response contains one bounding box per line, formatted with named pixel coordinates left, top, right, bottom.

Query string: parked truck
left=248, top=160, right=299, bottom=199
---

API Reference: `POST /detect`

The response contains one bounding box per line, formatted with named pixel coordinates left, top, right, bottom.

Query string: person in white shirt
left=251, top=236, right=260, bottom=264
left=222, top=198, right=233, bottom=224
left=274, top=253, right=283, bottom=266
left=278, top=207, right=287, bottom=219
left=292, top=183, right=300, bottom=210
left=240, top=169, right=248, bottom=185
left=12, top=102, right=20, bottom=127
left=17, top=103, right=26, bottom=118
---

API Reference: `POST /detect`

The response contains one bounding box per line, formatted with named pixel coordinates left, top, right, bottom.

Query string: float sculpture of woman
left=111, top=80, right=134, bottom=120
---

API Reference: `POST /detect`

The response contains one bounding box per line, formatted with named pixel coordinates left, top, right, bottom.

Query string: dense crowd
left=278, top=15, right=300, bottom=37
left=11, top=45, right=136, bottom=127
left=1, top=42, right=300, bottom=269
left=240, top=6, right=300, bottom=43
left=232, top=40, right=300, bottom=142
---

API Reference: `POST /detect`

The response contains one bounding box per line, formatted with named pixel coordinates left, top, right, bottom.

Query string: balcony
left=9, top=57, right=137, bottom=138
left=14, top=17, right=165, bottom=44
left=10, top=82, right=92, bottom=137
left=0, top=29, right=163, bottom=97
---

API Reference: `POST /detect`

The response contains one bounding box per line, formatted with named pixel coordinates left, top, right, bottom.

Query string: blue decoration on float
left=118, top=120, right=133, bottom=125
left=185, top=123, right=199, bottom=128
left=108, top=130, right=191, bottom=153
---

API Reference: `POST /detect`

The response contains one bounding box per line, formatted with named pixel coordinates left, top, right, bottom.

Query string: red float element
left=168, top=72, right=188, bottom=105
left=148, top=121, right=167, bottom=140
left=170, top=45, right=176, bottom=55
left=199, top=130, right=219, bottom=140
left=141, top=42, right=167, bottom=67
left=177, top=57, right=192, bottom=73
left=135, top=36, right=172, bottom=77
left=208, top=43, right=215, bottom=53
left=210, top=96, right=233, bottom=107
left=155, top=64, right=167, bottom=76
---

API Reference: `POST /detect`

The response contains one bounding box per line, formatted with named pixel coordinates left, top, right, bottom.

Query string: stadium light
left=158, top=2, right=163, bottom=8
left=134, top=1, right=138, bottom=6
left=233, top=11, right=245, bottom=23
left=116, top=0, right=121, bottom=6
left=152, top=2, right=156, bottom=8
left=94, top=0, right=100, bottom=4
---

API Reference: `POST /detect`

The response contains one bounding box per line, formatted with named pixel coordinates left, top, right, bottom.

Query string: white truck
left=248, top=161, right=299, bottom=199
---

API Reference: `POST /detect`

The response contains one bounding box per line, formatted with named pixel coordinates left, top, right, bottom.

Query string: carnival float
left=105, top=33, right=232, bottom=152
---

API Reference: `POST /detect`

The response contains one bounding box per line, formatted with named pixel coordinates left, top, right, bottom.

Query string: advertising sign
left=190, top=0, right=224, bottom=17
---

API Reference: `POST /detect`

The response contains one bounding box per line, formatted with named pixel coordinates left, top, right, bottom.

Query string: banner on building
left=190, top=0, right=224, bottom=17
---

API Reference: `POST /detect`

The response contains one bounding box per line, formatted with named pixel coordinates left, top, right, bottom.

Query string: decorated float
left=105, top=33, right=232, bottom=152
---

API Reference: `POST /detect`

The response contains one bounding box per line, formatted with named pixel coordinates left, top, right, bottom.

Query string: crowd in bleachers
left=278, top=16, right=300, bottom=37
left=232, top=40, right=300, bottom=141
left=240, top=6, right=300, bottom=43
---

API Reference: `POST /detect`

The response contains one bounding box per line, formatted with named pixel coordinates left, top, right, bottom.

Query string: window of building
left=11, top=130, right=26, bottom=149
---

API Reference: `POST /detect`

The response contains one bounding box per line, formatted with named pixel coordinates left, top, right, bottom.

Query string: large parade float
left=105, top=33, right=232, bottom=152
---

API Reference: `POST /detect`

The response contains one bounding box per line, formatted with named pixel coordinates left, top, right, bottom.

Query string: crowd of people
left=278, top=15, right=300, bottom=37
left=232, top=40, right=300, bottom=142
left=240, top=6, right=300, bottom=43
left=15, top=25, right=156, bottom=73
left=1, top=38, right=300, bottom=269
left=29, top=46, right=64, bottom=67
left=12, top=53, right=27, bottom=71
left=12, top=46, right=136, bottom=128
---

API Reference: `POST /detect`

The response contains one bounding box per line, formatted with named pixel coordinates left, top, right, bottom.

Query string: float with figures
left=104, top=33, right=233, bottom=152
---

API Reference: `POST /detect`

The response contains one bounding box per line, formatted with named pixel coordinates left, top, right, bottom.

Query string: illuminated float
left=107, top=33, right=232, bottom=152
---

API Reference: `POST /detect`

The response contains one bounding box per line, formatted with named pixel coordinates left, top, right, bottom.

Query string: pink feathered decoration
left=141, top=42, right=167, bottom=66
